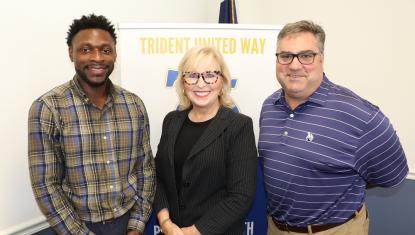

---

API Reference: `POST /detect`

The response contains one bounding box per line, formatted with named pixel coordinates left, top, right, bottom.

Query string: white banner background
left=119, top=23, right=282, bottom=150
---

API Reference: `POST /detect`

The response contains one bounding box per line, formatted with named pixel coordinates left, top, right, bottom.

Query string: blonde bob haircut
left=175, top=45, right=234, bottom=110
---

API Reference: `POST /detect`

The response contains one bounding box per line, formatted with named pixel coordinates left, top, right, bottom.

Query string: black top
left=174, top=116, right=212, bottom=196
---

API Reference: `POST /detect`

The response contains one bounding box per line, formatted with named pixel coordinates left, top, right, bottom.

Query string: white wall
left=0, top=0, right=414, bottom=233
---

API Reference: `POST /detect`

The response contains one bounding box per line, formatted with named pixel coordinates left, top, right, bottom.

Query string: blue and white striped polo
left=259, top=76, right=408, bottom=226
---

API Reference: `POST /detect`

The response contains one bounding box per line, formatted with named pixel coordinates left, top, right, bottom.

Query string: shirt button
left=289, top=113, right=294, bottom=118
left=109, top=185, right=114, bottom=189
left=106, top=160, right=111, bottom=164
left=113, top=208, right=117, bottom=212
left=103, top=136, right=107, bottom=140
left=283, top=131, right=288, bottom=136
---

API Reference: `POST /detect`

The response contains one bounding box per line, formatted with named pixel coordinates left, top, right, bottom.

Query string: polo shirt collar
left=307, top=74, right=330, bottom=106
left=274, top=73, right=331, bottom=107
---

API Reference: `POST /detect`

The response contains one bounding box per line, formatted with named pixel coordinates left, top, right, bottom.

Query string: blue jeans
left=85, top=210, right=131, bottom=235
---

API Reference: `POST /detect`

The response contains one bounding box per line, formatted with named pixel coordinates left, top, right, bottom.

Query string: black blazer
left=154, top=106, right=257, bottom=235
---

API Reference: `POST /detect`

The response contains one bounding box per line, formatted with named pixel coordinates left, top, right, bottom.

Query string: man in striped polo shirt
left=259, top=20, right=408, bottom=235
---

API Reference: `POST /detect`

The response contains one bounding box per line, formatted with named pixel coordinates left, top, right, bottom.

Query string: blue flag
left=219, top=0, right=238, bottom=23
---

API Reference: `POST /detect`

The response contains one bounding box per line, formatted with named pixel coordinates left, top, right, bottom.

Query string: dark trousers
left=85, top=210, right=131, bottom=235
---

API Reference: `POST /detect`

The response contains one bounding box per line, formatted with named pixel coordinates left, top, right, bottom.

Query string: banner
left=118, top=23, right=282, bottom=235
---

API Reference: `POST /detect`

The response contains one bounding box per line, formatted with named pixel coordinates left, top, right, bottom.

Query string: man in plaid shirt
left=28, top=14, right=155, bottom=235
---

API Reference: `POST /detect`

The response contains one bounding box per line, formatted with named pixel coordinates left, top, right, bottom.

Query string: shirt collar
left=274, top=73, right=331, bottom=107
left=70, top=76, right=119, bottom=105
left=307, top=74, right=330, bottom=106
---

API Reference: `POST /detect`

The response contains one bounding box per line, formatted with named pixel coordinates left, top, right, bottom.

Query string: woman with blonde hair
left=153, top=46, right=257, bottom=235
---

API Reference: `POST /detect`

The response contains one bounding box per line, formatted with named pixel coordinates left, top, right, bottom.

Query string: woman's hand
left=158, top=209, right=184, bottom=235
left=161, top=220, right=184, bottom=235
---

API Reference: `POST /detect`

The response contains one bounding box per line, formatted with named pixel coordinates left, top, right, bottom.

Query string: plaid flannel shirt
left=28, top=77, right=155, bottom=234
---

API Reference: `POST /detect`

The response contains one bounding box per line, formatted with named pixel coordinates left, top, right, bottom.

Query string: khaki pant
left=267, top=204, right=369, bottom=235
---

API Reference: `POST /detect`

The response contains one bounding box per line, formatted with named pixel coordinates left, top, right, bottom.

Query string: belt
left=272, top=205, right=363, bottom=233
left=101, top=218, right=115, bottom=224
left=97, top=210, right=131, bottom=224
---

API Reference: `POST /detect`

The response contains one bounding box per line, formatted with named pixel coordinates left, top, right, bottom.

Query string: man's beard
left=75, top=66, right=113, bottom=88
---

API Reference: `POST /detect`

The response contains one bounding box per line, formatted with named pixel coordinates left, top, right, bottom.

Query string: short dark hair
left=66, top=14, right=117, bottom=46
left=278, top=20, right=326, bottom=53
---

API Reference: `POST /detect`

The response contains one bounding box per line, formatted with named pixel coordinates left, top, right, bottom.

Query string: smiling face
left=276, top=32, right=324, bottom=108
left=69, top=28, right=116, bottom=88
left=183, top=56, right=223, bottom=113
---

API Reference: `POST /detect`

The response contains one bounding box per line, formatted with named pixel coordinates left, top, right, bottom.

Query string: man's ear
left=68, top=47, right=74, bottom=62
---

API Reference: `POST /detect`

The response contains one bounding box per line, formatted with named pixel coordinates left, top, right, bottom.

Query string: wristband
left=160, top=217, right=171, bottom=227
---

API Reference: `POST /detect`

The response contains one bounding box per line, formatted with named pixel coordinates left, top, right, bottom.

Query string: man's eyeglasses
left=275, top=52, right=319, bottom=65
left=182, top=71, right=221, bottom=85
